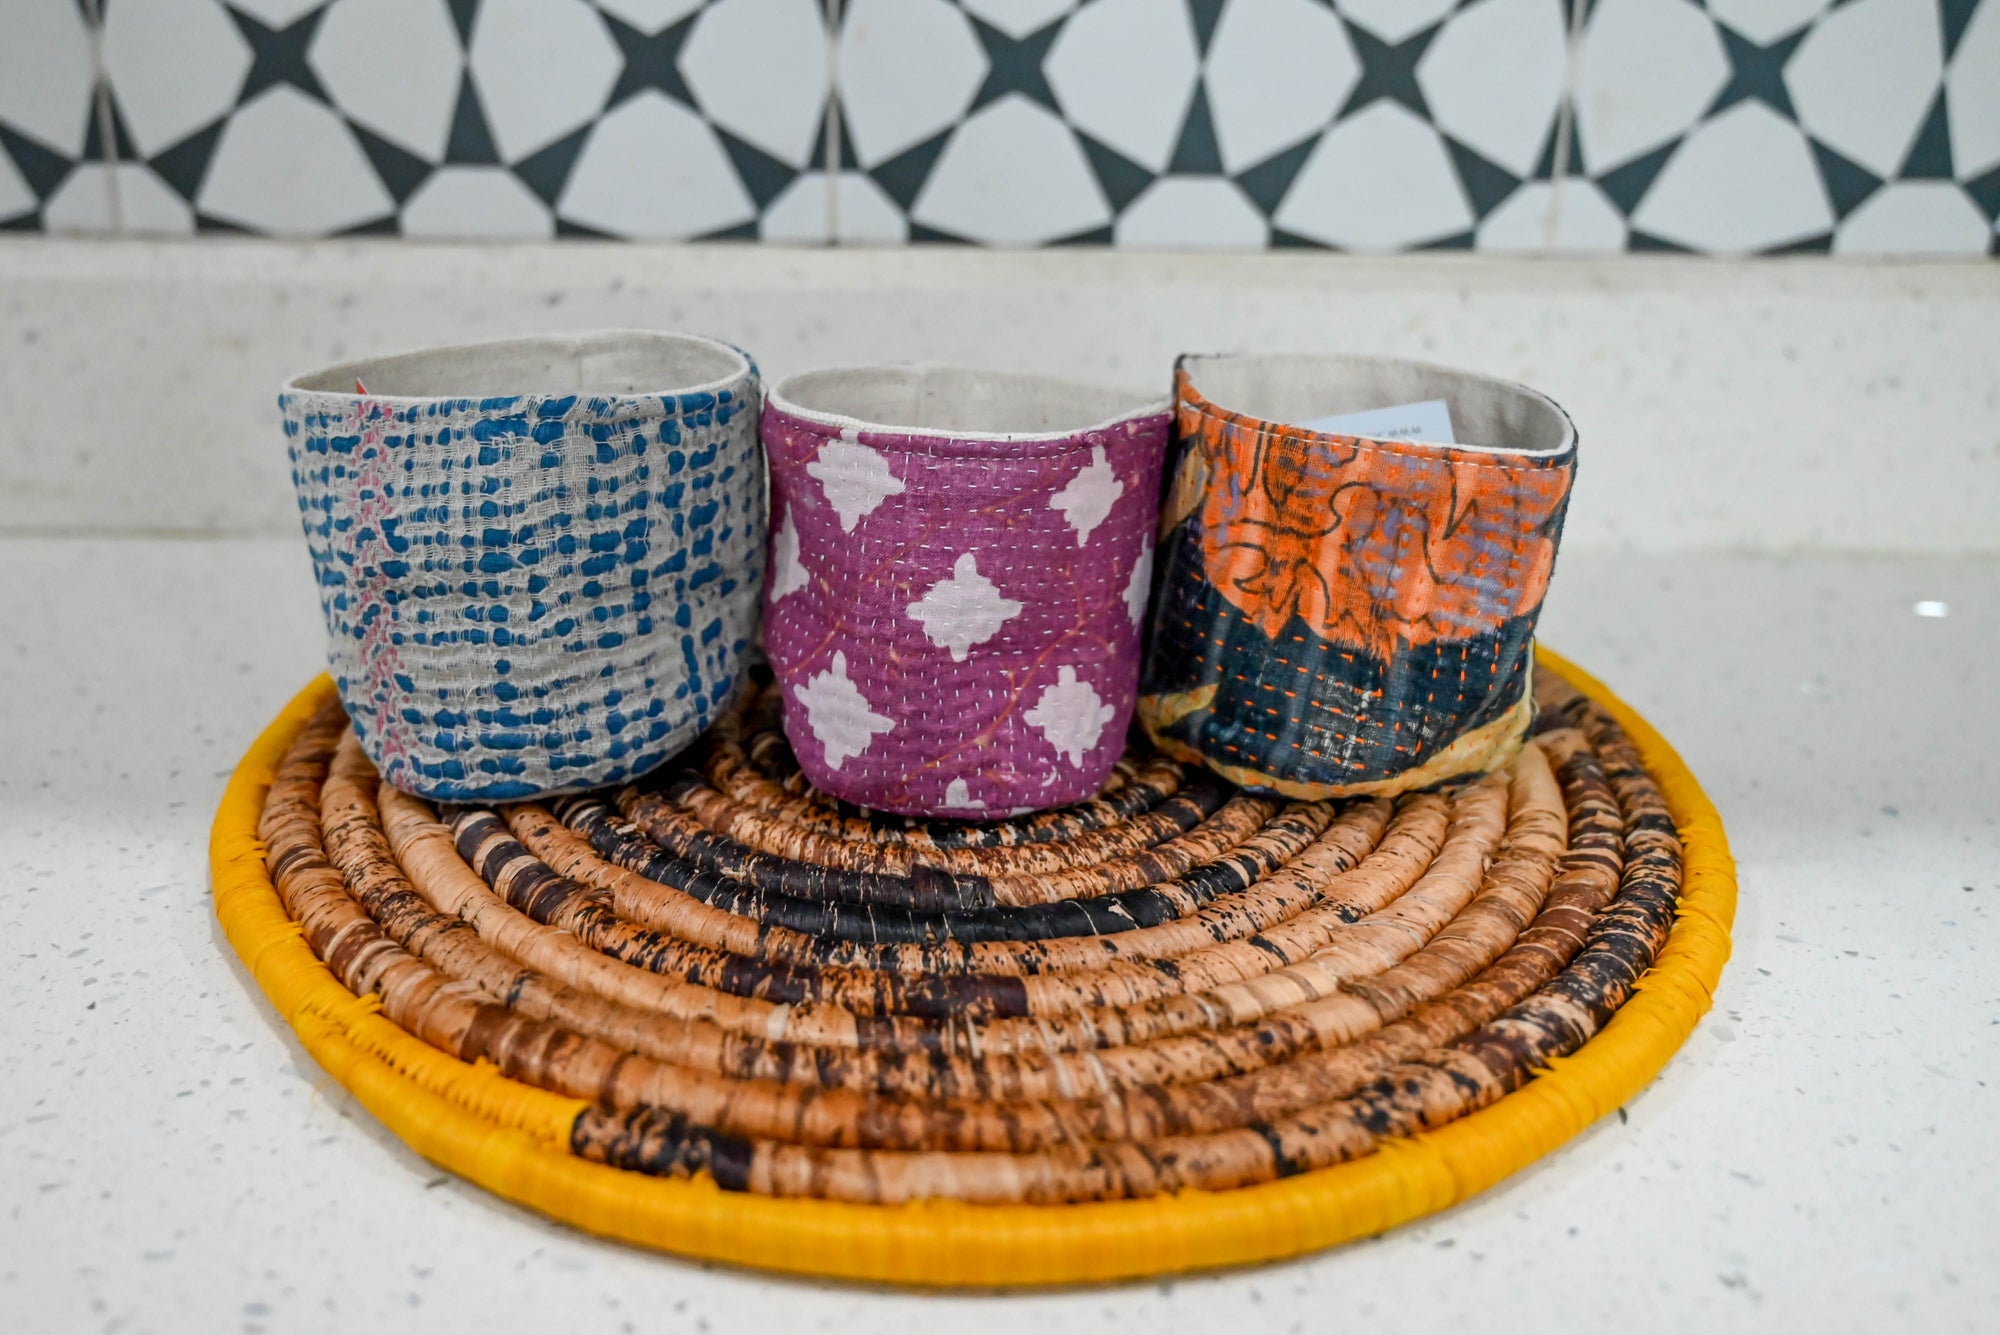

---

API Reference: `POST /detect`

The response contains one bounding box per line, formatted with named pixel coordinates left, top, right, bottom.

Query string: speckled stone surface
left=4, top=240, right=1999, bottom=553
left=1, top=536, right=1995, bottom=1334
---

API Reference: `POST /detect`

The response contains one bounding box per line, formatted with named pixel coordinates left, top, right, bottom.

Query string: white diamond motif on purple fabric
left=1050, top=444, right=1125, bottom=545
left=806, top=428, right=906, bottom=532
left=792, top=650, right=896, bottom=770
left=770, top=506, right=809, bottom=599
left=908, top=551, right=1025, bottom=662
left=1025, top=666, right=1116, bottom=767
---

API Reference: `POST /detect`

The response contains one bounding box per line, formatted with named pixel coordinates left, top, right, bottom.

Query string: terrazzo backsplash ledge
left=2, top=236, right=1996, bottom=553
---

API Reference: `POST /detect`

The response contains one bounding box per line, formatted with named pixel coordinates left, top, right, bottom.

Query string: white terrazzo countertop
left=1, top=536, right=1994, bottom=1335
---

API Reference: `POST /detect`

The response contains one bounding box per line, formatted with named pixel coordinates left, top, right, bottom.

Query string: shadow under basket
left=208, top=645, right=1735, bottom=1287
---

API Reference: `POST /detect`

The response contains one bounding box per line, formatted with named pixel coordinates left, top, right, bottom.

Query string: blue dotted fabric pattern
left=281, top=376, right=764, bottom=800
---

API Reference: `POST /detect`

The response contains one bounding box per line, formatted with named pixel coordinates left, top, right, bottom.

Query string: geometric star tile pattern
left=1, top=0, right=1990, bottom=254
left=60, top=0, right=834, bottom=238
left=1566, top=0, right=1998, bottom=255
left=0, top=0, right=103, bottom=232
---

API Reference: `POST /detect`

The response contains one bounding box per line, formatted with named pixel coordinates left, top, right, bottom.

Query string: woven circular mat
left=210, top=647, right=1734, bottom=1286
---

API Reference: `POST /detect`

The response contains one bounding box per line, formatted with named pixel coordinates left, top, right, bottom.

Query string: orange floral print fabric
left=1174, top=395, right=1571, bottom=663
left=1140, top=361, right=1577, bottom=800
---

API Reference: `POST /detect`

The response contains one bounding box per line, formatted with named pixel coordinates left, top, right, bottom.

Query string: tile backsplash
left=2, top=0, right=1994, bottom=255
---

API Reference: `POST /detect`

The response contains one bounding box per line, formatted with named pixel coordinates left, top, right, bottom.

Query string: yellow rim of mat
left=209, top=646, right=1735, bottom=1287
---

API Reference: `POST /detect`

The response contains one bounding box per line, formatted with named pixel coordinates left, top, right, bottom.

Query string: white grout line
left=824, top=0, right=844, bottom=246
left=1541, top=0, right=1591, bottom=251
left=79, top=0, right=125, bottom=234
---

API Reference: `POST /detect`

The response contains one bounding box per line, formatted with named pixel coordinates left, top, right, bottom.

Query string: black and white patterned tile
left=4, top=0, right=1995, bottom=252
left=834, top=0, right=1573, bottom=248
left=76, top=0, right=832, bottom=238
left=1955, top=0, right=2000, bottom=246
left=1561, top=0, right=1997, bottom=255
left=0, top=0, right=109, bottom=233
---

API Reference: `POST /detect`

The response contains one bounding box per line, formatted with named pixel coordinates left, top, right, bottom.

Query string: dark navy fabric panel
left=1141, top=517, right=1536, bottom=791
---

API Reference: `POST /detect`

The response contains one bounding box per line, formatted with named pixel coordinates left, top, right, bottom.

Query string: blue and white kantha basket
left=280, top=330, right=765, bottom=800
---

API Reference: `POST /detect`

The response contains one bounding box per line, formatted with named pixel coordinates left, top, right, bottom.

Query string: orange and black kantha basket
left=210, top=645, right=1733, bottom=1286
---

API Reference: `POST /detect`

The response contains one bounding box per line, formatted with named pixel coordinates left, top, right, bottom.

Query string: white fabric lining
left=285, top=330, right=750, bottom=401
left=769, top=365, right=1166, bottom=440
left=1179, top=353, right=1574, bottom=457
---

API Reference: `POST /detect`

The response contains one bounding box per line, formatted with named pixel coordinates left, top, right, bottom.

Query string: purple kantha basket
left=761, top=366, right=1171, bottom=817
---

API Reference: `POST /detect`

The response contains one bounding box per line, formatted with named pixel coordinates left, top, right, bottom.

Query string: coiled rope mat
left=210, top=646, right=1733, bottom=1286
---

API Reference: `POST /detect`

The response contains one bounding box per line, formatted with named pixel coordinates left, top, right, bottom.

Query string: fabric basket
left=280, top=330, right=764, bottom=800
left=1139, top=352, right=1577, bottom=799
left=761, top=365, right=1170, bottom=817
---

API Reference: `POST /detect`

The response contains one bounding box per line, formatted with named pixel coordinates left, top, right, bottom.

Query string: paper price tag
left=1294, top=399, right=1456, bottom=444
